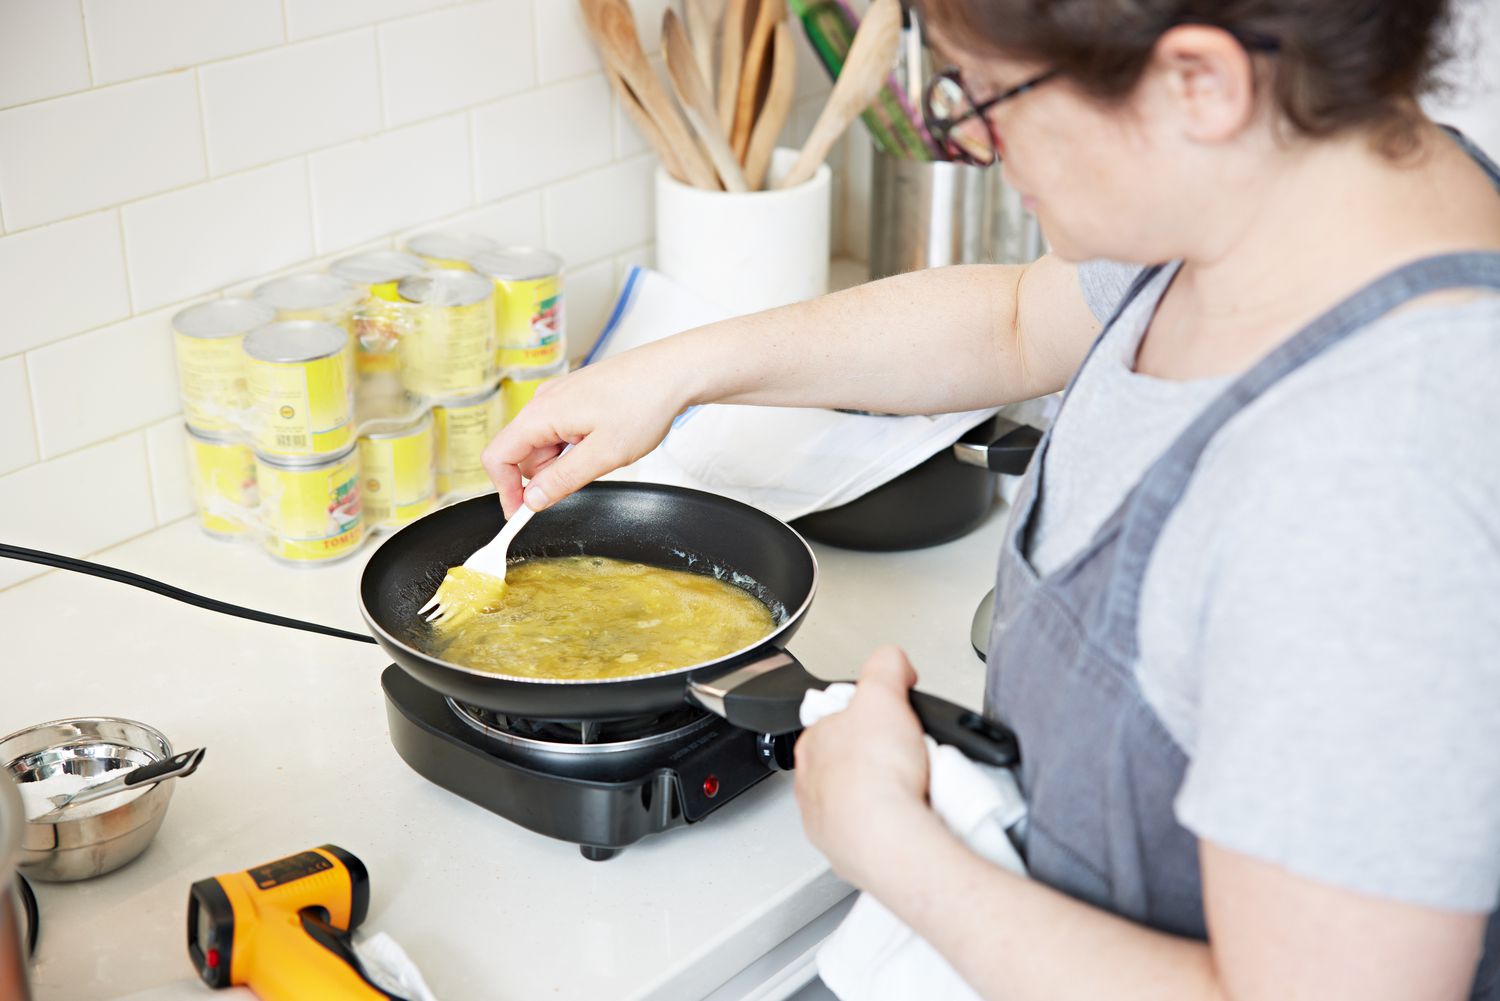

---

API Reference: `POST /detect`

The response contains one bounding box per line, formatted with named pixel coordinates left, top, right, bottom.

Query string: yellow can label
left=187, top=435, right=256, bottom=537
left=174, top=332, right=247, bottom=431
left=245, top=349, right=353, bottom=457
left=415, top=255, right=474, bottom=271
left=255, top=452, right=364, bottom=562
left=494, top=275, right=565, bottom=369
left=501, top=369, right=563, bottom=425
left=354, top=296, right=405, bottom=375
left=359, top=424, right=437, bottom=529
left=433, top=391, right=501, bottom=497
left=399, top=300, right=497, bottom=397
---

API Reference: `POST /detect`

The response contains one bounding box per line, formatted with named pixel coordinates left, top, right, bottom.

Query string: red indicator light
left=206, top=948, right=221, bottom=968
left=703, top=775, right=720, bottom=798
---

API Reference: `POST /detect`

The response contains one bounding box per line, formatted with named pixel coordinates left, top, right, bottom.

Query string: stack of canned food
left=170, top=232, right=569, bottom=566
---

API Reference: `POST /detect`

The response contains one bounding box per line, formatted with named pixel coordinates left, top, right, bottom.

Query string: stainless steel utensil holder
left=868, top=148, right=1043, bottom=278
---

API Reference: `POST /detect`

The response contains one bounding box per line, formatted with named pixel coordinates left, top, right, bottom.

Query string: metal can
left=330, top=251, right=427, bottom=376
left=254, top=446, right=364, bottom=564
left=501, top=362, right=567, bottom=425
left=396, top=270, right=498, bottom=398
left=242, top=321, right=353, bottom=458
left=171, top=298, right=275, bottom=432
left=405, top=231, right=500, bottom=270
left=470, top=247, right=566, bottom=370
left=185, top=426, right=257, bottom=538
left=358, top=412, right=437, bottom=530
left=432, top=382, right=501, bottom=497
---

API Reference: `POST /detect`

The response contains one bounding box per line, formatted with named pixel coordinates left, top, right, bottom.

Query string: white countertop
left=2, top=500, right=1007, bottom=1001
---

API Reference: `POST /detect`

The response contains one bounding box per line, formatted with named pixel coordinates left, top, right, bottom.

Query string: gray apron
left=985, top=135, right=1500, bottom=993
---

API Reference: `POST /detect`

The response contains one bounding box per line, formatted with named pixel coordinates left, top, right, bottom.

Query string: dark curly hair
left=920, top=0, right=1455, bottom=155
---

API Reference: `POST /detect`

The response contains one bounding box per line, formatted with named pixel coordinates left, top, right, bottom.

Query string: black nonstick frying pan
left=360, top=482, right=1019, bottom=767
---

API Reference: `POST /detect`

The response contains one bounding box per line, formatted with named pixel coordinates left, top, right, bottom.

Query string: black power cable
left=0, top=544, right=377, bottom=646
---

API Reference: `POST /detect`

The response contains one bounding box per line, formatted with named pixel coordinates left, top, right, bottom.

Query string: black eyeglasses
left=923, top=67, right=1060, bottom=166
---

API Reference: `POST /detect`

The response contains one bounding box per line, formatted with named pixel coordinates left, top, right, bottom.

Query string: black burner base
left=382, top=666, right=795, bottom=859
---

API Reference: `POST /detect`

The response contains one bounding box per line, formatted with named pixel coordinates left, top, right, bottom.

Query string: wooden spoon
left=663, top=9, right=749, bottom=192
left=579, top=0, right=718, bottom=190
left=605, top=63, right=688, bottom=183
left=742, top=19, right=796, bottom=189
left=717, top=0, right=751, bottom=133
left=778, top=0, right=902, bottom=189
left=731, top=0, right=782, bottom=161
left=684, top=0, right=718, bottom=102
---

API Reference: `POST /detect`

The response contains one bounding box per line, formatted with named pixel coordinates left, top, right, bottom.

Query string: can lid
left=361, top=410, right=434, bottom=441
left=254, top=272, right=360, bottom=313
left=243, top=320, right=348, bottom=363
left=470, top=246, right=564, bottom=281
left=184, top=424, right=246, bottom=446
left=172, top=298, right=275, bottom=339
left=398, top=269, right=492, bottom=307
left=432, top=379, right=502, bottom=409
left=405, top=231, right=500, bottom=264
left=330, top=250, right=427, bottom=288
left=254, top=442, right=358, bottom=469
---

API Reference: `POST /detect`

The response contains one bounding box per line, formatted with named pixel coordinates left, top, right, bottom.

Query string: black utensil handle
left=124, top=747, right=205, bottom=786
left=907, top=691, right=1019, bottom=768
left=952, top=419, right=1042, bottom=475
left=693, top=654, right=1022, bottom=768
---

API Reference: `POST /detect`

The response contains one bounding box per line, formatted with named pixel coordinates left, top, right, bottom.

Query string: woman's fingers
left=483, top=425, right=560, bottom=517
left=521, top=433, right=617, bottom=511
left=857, top=645, right=919, bottom=695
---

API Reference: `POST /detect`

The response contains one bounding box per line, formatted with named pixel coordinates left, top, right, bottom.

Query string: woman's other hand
left=481, top=347, right=688, bottom=517
left=794, top=646, right=942, bottom=888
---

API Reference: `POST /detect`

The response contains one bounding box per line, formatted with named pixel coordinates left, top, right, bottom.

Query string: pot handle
left=688, top=651, right=1020, bottom=768
left=952, top=417, right=1042, bottom=475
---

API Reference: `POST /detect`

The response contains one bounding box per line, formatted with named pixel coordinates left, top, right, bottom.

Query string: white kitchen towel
left=799, top=685, right=1029, bottom=1001
left=354, top=932, right=439, bottom=1001
left=588, top=266, right=1002, bottom=522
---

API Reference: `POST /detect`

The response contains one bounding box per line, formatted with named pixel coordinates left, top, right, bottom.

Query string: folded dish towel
left=799, top=685, right=1029, bottom=1001
left=590, top=267, right=1003, bottom=522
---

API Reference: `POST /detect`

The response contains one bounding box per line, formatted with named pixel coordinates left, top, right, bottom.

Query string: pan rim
left=358, top=483, right=821, bottom=687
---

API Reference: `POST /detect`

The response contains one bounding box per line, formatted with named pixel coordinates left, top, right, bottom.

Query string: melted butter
left=425, top=555, right=777, bottom=680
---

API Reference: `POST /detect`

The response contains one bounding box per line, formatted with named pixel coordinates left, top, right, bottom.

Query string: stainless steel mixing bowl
left=0, top=717, right=177, bottom=882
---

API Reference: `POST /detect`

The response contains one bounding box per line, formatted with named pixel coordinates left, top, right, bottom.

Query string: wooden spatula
left=663, top=9, right=749, bottom=192
left=743, top=19, right=796, bottom=189
left=717, top=0, right=751, bottom=133
left=684, top=0, right=718, bottom=101
left=605, top=63, right=688, bottom=182
left=731, top=0, right=782, bottom=162
left=779, top=0, right=902, bottom=189
left=579, top=0, right=719, bottom=190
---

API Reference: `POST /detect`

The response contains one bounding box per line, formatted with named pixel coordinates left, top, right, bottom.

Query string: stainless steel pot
left=1, top=776, right=33, bottom=1000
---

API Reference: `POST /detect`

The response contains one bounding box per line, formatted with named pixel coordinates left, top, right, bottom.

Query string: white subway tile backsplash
left=407, top=190, right=547, bottom=250
left=0, top=1, right=91, bottom=110
left=0, top=359, right=38, bottom=476
left=379, top=1, right=535, bottom=127
left=144, top=417, right=194, bottom=524
left=284, top=0, right=458, bottom=42
left=544, top=157, right=655, bottom=266
left=564, top=258, right=617, bottom=363
left=535, top=0, right=598, bottom=84
left=82, top=0, right=285, bottom=87
left=200, top=31, right=382, bottom=175
left=28, top=306, right=182, bottom=457
left=0, top=74, right=204, bottom=231
left=122, top=161, right=313, bottom=310
left=0, top=435, right=156, bottom=590
left=0, top=211, right=131, bottom=356
left=474, top=75, right=612, bottom=201
left=309, top=114, right=471, bottom=252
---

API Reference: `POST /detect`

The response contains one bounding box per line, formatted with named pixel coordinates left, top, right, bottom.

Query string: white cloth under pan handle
left=353, top=932, right=439, bottom=1001
left=799, top=685, right=1030, bottom=1001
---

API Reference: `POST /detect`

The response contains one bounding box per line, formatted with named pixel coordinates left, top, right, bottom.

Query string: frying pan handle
left=687, top=652, right=1021, bottom=768
left=952, top=417, right=1041, bottom=475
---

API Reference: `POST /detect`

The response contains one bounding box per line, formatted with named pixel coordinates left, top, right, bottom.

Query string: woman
left=485, top=1, right=1500, bottom=996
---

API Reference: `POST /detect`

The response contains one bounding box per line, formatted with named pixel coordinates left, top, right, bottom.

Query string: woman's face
left=932, top=28, right=1268, bottom=265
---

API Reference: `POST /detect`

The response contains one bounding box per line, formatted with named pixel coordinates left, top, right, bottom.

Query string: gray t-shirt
left=1028, top=257, right=1500, bottom=911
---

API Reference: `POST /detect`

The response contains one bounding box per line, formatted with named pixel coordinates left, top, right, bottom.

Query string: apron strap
left=1102, top=250, right=1500, bottom=661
